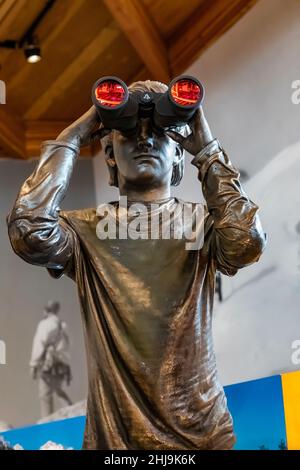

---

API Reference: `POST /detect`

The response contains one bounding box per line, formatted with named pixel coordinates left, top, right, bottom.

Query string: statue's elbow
left=7, top=220, right=32, bottom=263
left=6, top=216, right=45, bottom=265
left=242, top=228, right=267, bottom=265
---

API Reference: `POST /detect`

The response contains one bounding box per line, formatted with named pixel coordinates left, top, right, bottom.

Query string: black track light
left=24, top=42, right=41, bottom=64
left=0, top=0, right=56, bottom=64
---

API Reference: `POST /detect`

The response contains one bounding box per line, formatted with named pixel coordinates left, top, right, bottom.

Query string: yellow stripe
left=282, top=371, right=300, bottom=450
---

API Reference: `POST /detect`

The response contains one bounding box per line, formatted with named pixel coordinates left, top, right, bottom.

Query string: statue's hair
left=103, top=80, right=189, bottom=187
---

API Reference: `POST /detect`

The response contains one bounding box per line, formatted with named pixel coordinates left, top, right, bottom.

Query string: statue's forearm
left=6, top=140, right=79, bottom=269
left=197, top=110, right=214, bottom=148
left=192, top=140, right=267, bottom=275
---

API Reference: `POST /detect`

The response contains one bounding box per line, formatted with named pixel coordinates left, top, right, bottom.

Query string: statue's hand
left=165, top=107, right=214, bottom=156
left=57, top=105, right=111, bottom=148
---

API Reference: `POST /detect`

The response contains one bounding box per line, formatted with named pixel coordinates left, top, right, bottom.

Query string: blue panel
left=224, top=375, right=287, bottom=450
left=1, top=416, right=86, bottom=450
left=1, top=375, right=287, bottom=450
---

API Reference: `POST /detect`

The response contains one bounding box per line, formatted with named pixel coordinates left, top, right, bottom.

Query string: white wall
left=213, top=140, right=300, bottom=384
left=185, top=0, right=300, bottom=178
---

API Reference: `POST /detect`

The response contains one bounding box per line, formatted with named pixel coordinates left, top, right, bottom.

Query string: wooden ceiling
left=0, top=0, right=257, bottom=159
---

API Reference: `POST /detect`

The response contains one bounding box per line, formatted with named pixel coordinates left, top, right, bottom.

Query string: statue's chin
left=126, top=168, right=162, bottom=186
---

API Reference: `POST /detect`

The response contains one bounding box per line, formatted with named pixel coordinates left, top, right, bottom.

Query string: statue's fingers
left=165, top=130, right=185, bottom=144
left=91, top=128, right=111, bottom=142
left=190, top=108, right=202, bottom=133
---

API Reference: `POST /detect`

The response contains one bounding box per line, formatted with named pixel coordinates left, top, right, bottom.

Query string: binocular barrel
left=91, top=75, right=204, bottom=133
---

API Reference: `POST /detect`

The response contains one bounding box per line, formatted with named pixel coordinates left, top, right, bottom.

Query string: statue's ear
left=102, top=131, right=116, bottom=168
left=173, top=143, right=184, bottom=166
left=104, top=144, right=116, bottom=168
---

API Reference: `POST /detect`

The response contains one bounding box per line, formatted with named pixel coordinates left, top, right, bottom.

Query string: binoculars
left=91, top=75, right=204, bottom=135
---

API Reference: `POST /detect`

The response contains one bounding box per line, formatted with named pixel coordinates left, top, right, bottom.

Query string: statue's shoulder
left=58, top=207, right=97, bottom=225
left=175, top=197, right=207, bottom=212
left=175, top=198, right=212, bottom=236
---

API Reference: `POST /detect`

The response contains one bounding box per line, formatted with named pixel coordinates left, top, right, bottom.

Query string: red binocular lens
left=94, top=77, right=128, bottom=108
left=169, top=78, right=203, bottom=107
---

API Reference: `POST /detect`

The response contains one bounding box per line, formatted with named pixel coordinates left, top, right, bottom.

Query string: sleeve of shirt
left=191, top=139, right=267, bottom=276
left=6, top=140, right=80, bottom=280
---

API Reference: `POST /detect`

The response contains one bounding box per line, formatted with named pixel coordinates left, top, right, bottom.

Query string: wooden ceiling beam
left=0, top=0, right=45, bottom=65
left=0, top=0, right=25, bottom=64
left=0, top=106, right=26, bottom=159
left=127, top=66, right=149, bottom=85
left=103, top=0, right=170, bottom=84
left=24, top=22, right=120, bottom=120
left=5, top=0, right=87, bottom=93
left=25, top=121, right=93, bottom=158
left=0, top=0, right=16, bottom=22
left=0, top=118, right=93, bottom=159
left=169, top=0, right=258, bottom=75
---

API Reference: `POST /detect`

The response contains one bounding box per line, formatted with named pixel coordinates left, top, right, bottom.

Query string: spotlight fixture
left=24, top=42, right=41, bottom=64
left=0, top=0, right=55, bottom=63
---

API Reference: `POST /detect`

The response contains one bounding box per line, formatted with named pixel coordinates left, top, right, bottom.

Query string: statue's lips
left=133, top=154, right=160, bottom=160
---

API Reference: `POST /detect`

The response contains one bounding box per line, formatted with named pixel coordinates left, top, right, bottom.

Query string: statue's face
left=111, top=117, right=182, bottom=188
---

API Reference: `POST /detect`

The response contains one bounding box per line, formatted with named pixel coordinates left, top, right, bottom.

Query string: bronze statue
left=6, top=79, right=266, bottom=449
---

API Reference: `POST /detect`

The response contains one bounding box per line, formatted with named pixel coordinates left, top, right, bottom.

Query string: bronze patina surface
left=7, top=84, right=266, bottom=449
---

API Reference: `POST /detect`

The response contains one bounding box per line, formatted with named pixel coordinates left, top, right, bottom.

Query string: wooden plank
left=5, top=0, right=113, bottom=119
left=4, top=0, right=87, bottom=92
left=0, top=105, right=26, bottom=158
left=25, top=120, right=71, bottom=141
left=24, top=21, right=120, bottom=120
left=141, top=0, right=204, bottom=41
left=0, top=116, right=93, bottom=159
left=128, top=66, right=150, bottom=85
left=25, top=120, right=93, bottom=158
left=38, top=31, right=143, bottom=120
left=103, top=0, right=170, bottom=83
left=0, top=0, right=16, bottom=22
left=169, top=0, right=258, bottom=74
left=0, top=0, right=45, bottom=65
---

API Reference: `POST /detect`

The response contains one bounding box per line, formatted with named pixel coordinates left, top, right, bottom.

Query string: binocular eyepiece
left=91, top=75, right=204, bottom=135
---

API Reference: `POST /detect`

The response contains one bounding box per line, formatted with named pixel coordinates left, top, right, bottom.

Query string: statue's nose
left=137, top=119, right=154, bottom=150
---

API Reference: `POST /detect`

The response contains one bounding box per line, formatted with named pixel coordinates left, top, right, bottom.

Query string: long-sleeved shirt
left=7, top=139, right=266, bottom=450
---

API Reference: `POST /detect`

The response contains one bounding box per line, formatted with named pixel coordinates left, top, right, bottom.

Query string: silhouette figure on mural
left=7, top=78, right=266, bottom=449
left=30, top=300, right=72, bottom=418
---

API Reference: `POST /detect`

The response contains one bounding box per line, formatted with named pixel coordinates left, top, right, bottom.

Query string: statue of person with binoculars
left=7, top=76, right=267, bottom=450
